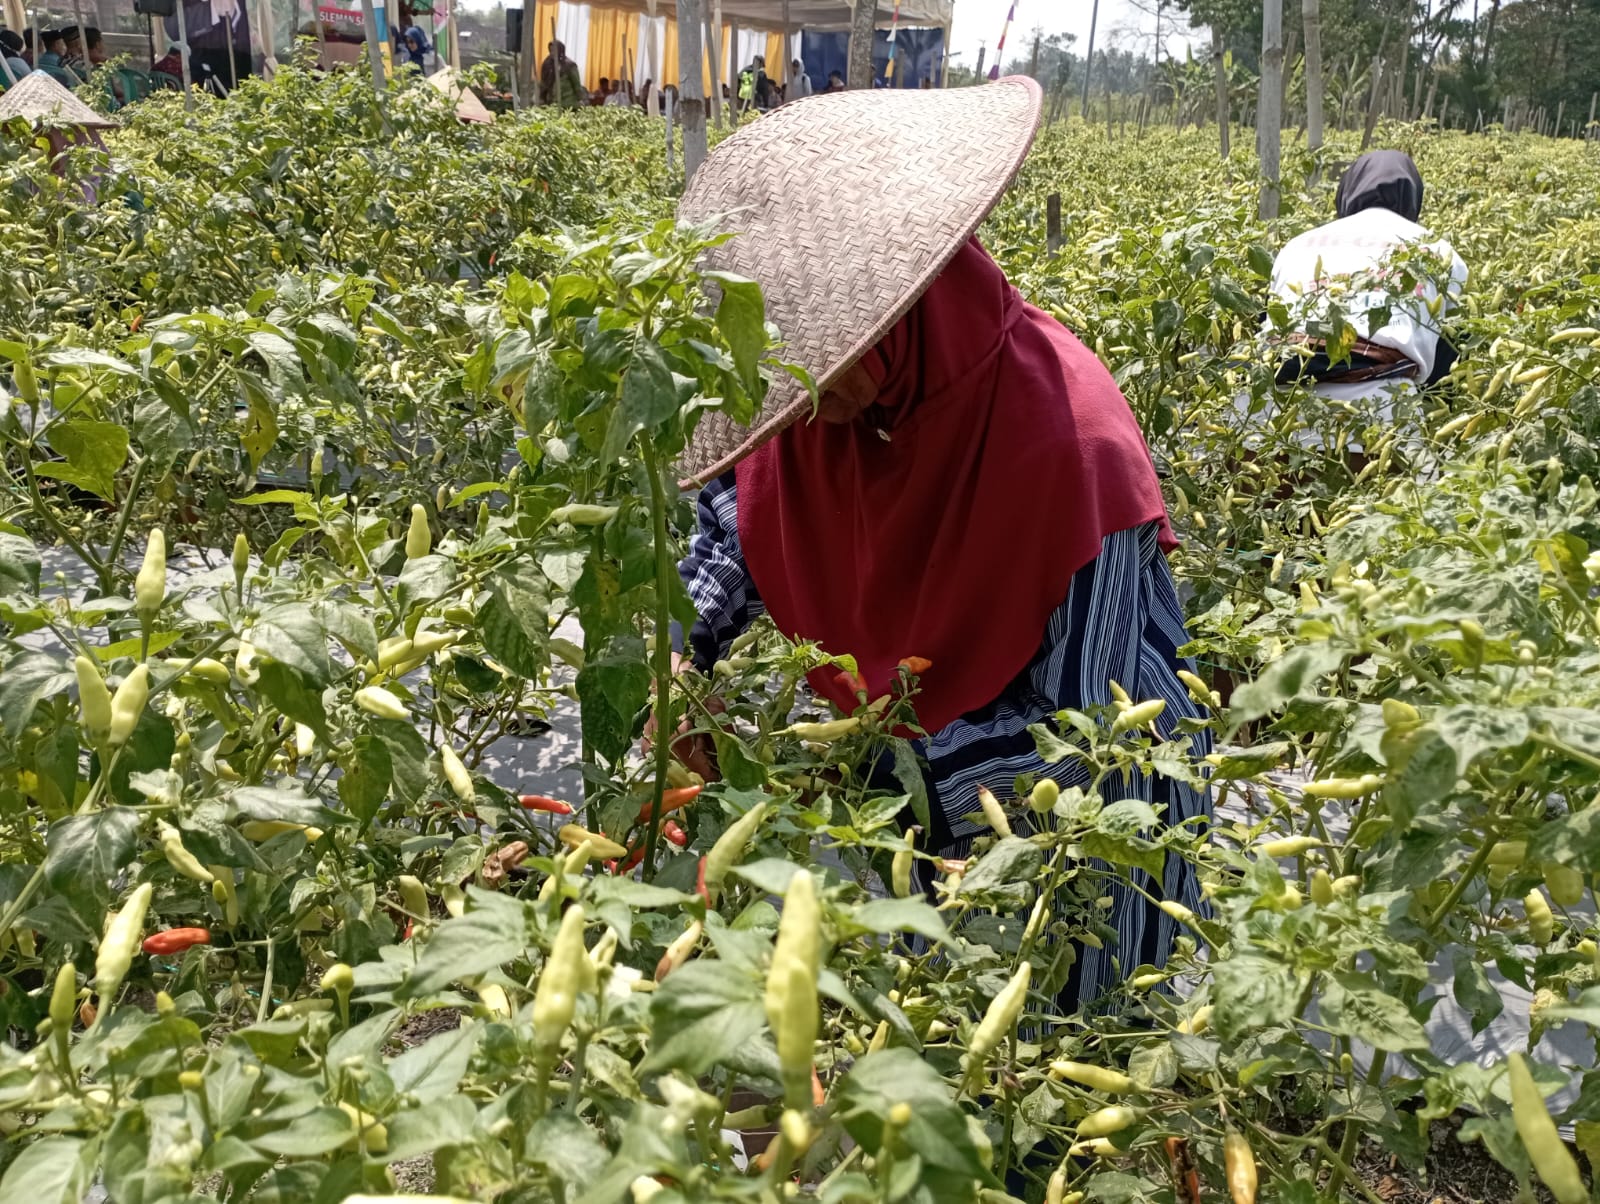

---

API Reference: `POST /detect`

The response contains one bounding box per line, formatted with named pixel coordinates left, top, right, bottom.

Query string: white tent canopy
left=590, top=0, right=952, bottom=33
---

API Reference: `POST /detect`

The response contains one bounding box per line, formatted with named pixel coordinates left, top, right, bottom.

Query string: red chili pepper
left=835, top=668, right=869, bottom=698
left=129, top=314, right=142, bottom=333
left=811, top=1064, right=827, bottom=1107
left=142, top=928, right=212, bottom=955
left=634, top=785, right=703, bottom=825
left=663, top=820, right=689, bottom=848
left=695, top=856, right=710, bottom=907
left=897, top=656, right=933, bottom=677
left=403, top=921, right=414, bottom=941
left=520, top=795, right=575, bottom=815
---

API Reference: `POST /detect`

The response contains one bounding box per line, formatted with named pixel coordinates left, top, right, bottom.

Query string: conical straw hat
left=0, top=69, right=117, bottom=129
left=428, top=66, right=493, bottom=124
left=677, top=76, right=1042, bottom=488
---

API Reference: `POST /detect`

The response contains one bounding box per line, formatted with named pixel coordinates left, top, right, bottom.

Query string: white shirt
left=791, top=72, right=812, bottom=98
left=603, top=91, right=630, bottom=107
left=1270, top=206, right=1467, bottom=381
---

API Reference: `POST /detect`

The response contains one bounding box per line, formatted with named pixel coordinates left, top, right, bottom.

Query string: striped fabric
left=679, top=473, right=1212, bottom=1008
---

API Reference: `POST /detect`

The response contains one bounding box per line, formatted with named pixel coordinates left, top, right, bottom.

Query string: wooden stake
left=175, top=0, right=193, bottom=107
left=357, top=0, right=386, bottom=94
left=1046, top=192, right=1062, bottom=256
left=1259, top=0, right=1283, bottom=218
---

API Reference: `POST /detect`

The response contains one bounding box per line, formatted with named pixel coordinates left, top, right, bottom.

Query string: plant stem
left=1426, top=823, right=1501, bottom=931
left=1328, top=1049, right=1387, bottom=1199
left=640, top=437, right=673, bottom=882
left=104, top=454, right=151, bottom=577
left=256, top=936, right=277, bottom=1024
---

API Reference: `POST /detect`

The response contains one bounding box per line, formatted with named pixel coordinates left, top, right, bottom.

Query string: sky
left=946, top=0, right=1201, bottom=73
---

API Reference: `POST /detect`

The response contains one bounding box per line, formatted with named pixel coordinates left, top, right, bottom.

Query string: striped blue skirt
left=915, top=521, right=1212, bottom=1010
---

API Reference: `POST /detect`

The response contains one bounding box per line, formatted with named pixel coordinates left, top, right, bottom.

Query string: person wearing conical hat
left=668, top=78, right=1211, bottom=1010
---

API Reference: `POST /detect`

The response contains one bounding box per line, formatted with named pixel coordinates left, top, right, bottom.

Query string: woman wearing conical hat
left=671, top=78, right=1210, bottom=1008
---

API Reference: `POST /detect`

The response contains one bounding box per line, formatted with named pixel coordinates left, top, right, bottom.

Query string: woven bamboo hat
left=0, top=70, right=117, bottom=130
left=677, top=75, right=1042, bottom=488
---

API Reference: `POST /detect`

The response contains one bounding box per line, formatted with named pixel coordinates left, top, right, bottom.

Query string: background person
left=538, top=39, right=582, bottom=108
left=0, top=30, right=31, bottom=81
left=788, top=58, right=811, bottom=99
left=1261, top=150, right=1467, bottom=442
left=36, top=29, right=79, bottom=85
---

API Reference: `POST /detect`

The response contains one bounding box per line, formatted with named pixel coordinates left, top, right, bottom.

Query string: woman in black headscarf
left=1269, top=149, right=1467, bottom=396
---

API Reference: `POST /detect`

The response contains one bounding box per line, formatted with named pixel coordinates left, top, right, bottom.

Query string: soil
left=1352, top=1117, right=1539, bottom=1204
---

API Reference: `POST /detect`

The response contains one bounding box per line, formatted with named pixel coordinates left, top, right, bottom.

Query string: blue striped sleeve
left=677, top=474, right=766, bottom=673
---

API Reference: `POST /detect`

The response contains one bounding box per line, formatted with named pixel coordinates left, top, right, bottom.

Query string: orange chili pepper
left=634, top=785, right=703, bottom=825
left=142, top=928, right=212, bottom=955
left=520, top=794, right=575, bottom=815
left=897, top=656, right=933, bottom=676
left=811, top=1064, right=826, bottom=1107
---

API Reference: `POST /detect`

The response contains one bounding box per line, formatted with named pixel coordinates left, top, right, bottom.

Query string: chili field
left=1, top=66, right=1600, bottom=1204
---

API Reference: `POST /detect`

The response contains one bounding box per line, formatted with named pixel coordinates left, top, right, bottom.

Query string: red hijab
left=735, top=239, right=1173, bottom=735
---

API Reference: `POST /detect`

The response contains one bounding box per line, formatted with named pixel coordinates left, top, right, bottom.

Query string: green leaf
left=0, top=1136, right=90, bottom=1203
left=0, top=651, right=73, bottom=736
left=1028, top=721, right=1080, bottom=763
left=237, top=370, right=280, bottom=469
left=642, top=959, right=766, bottom=1074
left=400, top=894, right=529, bottom=998
left=396, top=554, right=458, bottom=616
left=1451, top=950, right=1505, bottom=1036
left=44, top=807, right=141, bottom=899
left=837, top=1049, right=990, bottom=1181
left=250, top=1105, right=357, bottom=1156
left=480, top=563, right=549, bottom=679
left=956, top=836, right=1043, bottom=904
left=707, top=271, right=767, bottom=393
left=1227, top=642, right=1346, bottom=726
left=844, top=898, right=948, bottom=946
left=251, top=604, right=333, bottom=686
left=603, top=337, right=679, bottom=463
left=0, top=531, right=41, bottom=594
left=227, top=784, right=330, bottom=827
left=1432, top=705, right=1531, bottom=772
left=1213, top=953, right=1302, bottom=1040
left=891, top=739, right=930, bottom=830
left=575, top=636, right=651, bottom=764
left=337, top=733, right=393, bottom=823
left=232, top=489, right=312, bottom=506
left=132, top=396, right=195, bottom=463
left=1152, top=297, right=1183, bottom=343
left=374, top=719, right=430, bottom=806
left=256, top=662, right=332, bottom=740
left=525, top=1111, right=608, bottom=1191
left=382, top=1095, right=478, bottom=1161
left=388, top=1022, right=480, bottom=1103
left=36, top=419, right=129, bottom=499
left=1319, top=971, right=1430, bottom=1051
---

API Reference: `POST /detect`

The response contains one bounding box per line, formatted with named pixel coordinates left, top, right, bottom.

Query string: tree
left=1259, top=0, right=1283, bottom=219
left=1303, top=0, right=1324, bottom=149
left=848, top=0, right=876, bottom=88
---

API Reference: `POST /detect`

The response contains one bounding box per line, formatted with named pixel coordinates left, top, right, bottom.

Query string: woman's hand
left=643, top=653, right=724, bottom=782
